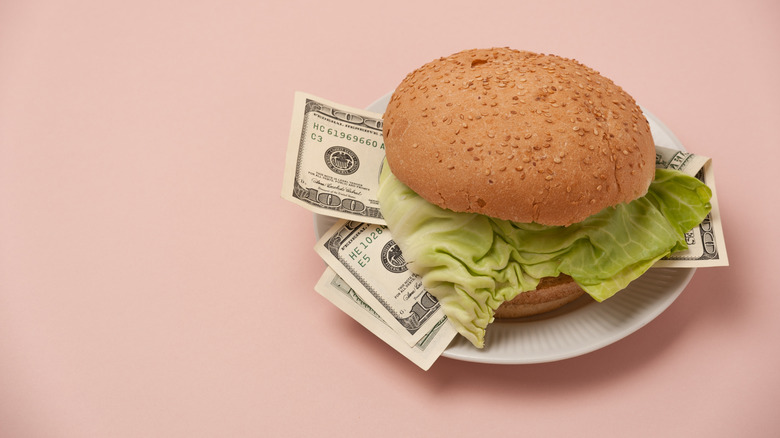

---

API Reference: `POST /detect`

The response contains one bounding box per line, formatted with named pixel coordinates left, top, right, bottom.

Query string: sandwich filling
left=377, top=162, right=712, bottom=348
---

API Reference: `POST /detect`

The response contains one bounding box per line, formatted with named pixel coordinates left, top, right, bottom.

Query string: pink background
left=2, top=1, right=779, bottom=436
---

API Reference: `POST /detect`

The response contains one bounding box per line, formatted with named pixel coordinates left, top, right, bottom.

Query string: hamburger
left=376, top=48, right=712, bottom=348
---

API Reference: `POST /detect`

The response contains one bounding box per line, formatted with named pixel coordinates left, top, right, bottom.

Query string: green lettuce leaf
left=377, top=162, right=712, bottom=348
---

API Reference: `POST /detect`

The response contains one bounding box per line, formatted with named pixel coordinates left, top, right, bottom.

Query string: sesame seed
left=545, top=175, right=553, bottom=181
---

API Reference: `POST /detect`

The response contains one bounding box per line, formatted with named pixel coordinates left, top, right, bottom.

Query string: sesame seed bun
left=383, top=48, right=655, bottom=226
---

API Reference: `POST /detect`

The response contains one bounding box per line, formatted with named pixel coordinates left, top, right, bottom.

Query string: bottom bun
left=494, top=275, right=587, bottom=319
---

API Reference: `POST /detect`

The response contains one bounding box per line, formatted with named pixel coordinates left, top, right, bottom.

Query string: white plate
left=315, top=92, right=694, bottom=364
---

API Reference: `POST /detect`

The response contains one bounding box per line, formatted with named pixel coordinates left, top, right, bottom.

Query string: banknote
left=282, top=92, right=386, bottom=225
left=286, top=94, right=727, bottom=269
left=314, top=267, right=457, bottom=370
left=654, top=146, right=728, bottom=267
left=315, top=220, right=446, bottom=347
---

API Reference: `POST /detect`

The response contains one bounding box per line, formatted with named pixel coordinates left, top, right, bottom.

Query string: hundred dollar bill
left=314, top=267, right=457, bottom=370
left=282, top=92, right=386, bottom=225
left=315, top=220, right=445, bottom=347
left=654, top=146, right=728, bottom=267
left=288, top=94, right=727, bottom=269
